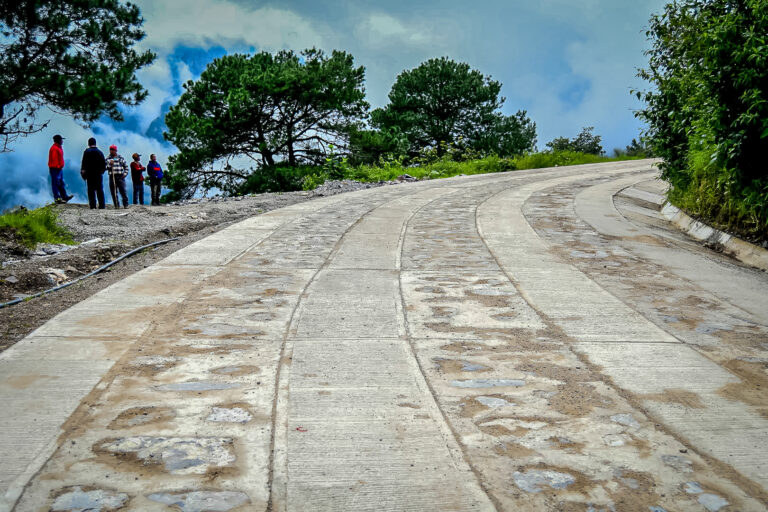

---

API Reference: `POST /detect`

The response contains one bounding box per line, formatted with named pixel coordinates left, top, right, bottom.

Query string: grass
left=330, top=151, right=643, bottom=185
left=0, top=205, right=75, bottom=248
left=665, top=149, right=768, bottom=242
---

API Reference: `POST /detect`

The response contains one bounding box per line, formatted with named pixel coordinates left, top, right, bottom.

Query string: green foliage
left=667, top=145, right=768, bottom=240
left=614, top=138, right=655, bottom=158
left=636, top=0, right=768, bottom=238
left=546, top=127, right=604, bottom=155
left=234, top=165, right=318, bottom=195
left=164, top=48, right=368, bottom=199
left=371, top=57, right=535, bottom=158
left=0, top=205, right=74, bottom=248
left=347, top=127, right=409, bottom=165
left=0, top=0, right=156, bottom=152
left=512, top=151, right=629, bottom=170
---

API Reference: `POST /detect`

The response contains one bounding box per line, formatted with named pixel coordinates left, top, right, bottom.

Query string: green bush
left=512, top=151, right=634, bottom=170
left=636, top=0, right=768, bottom=240
left=666, top=145, right=768, bottom=240
left=235, top=165, right=319, bottom=194
left=0, top=205, right=75, bottom=248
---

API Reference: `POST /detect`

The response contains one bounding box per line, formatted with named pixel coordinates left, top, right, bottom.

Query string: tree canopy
left=371, top=57, right=535, bottom=158
left=0, top=0, right=156, bottom=151
left=546, top=126, right=604, bottom=155
left=636, top=0, right=768, bottom=234
left=164, top=48, right=368, bottom=198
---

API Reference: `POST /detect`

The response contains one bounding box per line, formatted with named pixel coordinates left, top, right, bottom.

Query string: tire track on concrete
left=476, top=166, right=767, bottom=508
left=271, top=183, right=497, bottom=511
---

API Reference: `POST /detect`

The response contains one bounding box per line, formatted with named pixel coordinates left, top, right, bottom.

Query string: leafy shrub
left=636, top=0, right=768, bottom=240
left=512, top=151, right=627, bottom=170
left=0, top=205, right=74, bottom=248
left=546, top=127, right=604, bottom=155
left=235, top=165, right=318, bottom=194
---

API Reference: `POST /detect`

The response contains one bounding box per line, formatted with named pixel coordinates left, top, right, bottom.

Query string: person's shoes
left=64, top=194, right=74, bottom=203
left=123, top=204, right=129, bottom=209
left=114, top=205, right=120, bottom=210
left=54, top=198, right=64, bottom=204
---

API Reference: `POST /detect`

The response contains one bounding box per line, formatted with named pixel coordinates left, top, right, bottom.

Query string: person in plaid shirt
left=106, top=144, right=130, bottom=209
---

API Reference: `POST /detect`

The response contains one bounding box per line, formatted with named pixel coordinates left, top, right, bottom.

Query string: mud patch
left=459, top=395, right=513, bottom=418
left=109, top=406, right=176, bottom=430
left=640, top=389, right=705, bottom=409
left=398, top=402, right=421, bottom=409
left=717, top=359, right=768, bottom=417
left=127, top=355, right=180, bottom=376
left=479, top=424, right=516, bottom=437
left=440, top=342, right=487, bottom=353
left=609, top=469, right=661, bottom=512
left=546, top=436, right=585, bottom=454
left=495, top=441, right=537, bottom=458
left=548, top=383, right=614, bottom=416
left=515, top=360, right=593, bottom=383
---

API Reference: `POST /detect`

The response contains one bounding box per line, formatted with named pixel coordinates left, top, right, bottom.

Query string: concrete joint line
left=269, top=183, right=473, bottom=511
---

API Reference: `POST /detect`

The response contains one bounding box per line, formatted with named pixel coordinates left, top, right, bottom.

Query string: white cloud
left=136, top=1, right=328, bottom=53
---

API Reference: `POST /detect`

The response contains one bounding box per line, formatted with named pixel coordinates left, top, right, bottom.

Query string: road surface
left=2, top=160, right=767, bottom=511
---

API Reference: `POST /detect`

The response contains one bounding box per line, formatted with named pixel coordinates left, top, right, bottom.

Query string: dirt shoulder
left=0, top=180, right=395, bottom=352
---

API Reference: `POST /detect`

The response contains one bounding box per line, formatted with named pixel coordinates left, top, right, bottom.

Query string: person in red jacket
left=130, top=153, right=146, bottom=205
left=48, top=134, right=73, bottom=204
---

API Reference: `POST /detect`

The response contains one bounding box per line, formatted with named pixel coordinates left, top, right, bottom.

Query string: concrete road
left=2, top=160, right=767, bottom=511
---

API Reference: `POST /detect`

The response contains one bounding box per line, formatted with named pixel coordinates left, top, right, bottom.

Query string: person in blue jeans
left=47, top=134, right=73, bottom=204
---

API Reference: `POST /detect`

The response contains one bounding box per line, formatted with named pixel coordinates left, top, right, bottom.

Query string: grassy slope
left=0, top=206, right=75, bottom=248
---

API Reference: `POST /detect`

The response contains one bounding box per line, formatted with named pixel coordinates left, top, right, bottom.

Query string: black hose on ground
left=0, top=237, right=180, bottom=309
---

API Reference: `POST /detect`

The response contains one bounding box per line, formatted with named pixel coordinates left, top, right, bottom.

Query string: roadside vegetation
left=636, top=0, right=768, bottom=242
left=0, top=206, right=74, bottom=249
left=162, top=52, right=643, bottom=201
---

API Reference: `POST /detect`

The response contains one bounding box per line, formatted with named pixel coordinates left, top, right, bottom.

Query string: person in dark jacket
left=130, top=153, right=145, bottom=205
left=48, top=134, right=73, bottom=204
left=80, top=137, right=107, bottom=209
left=147, top=154, right=164, bottom=206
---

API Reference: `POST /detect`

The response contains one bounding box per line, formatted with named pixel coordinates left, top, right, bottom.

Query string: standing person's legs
left=108, top=174, right=119, bottom=208
left=116, top=176, right=129, bottom=207
left=151, top=178, right=162, bottom=205
left=95, top=174, right=105, bottom=209
left=87, top=176, right=97, bottom=208
left=49, top=168, right=62, bottom=201
left=133, top=183, right=144, bottom=205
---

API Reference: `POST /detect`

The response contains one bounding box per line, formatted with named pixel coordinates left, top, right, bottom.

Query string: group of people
left=47, top=134, right=164, bottom=209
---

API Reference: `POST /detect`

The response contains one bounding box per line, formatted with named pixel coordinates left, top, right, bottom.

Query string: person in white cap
left=106, top=144, right=129, bottom=209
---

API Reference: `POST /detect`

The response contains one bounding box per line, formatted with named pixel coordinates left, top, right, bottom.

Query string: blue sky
left=0, top=0, right=667, bottom=210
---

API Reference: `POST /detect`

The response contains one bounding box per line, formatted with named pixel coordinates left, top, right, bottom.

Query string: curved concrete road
left=2, top=160, right=767, bottom=511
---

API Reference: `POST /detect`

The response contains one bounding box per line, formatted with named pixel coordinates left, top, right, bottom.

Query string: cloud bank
left=0, top=0, right=667, bottom=210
